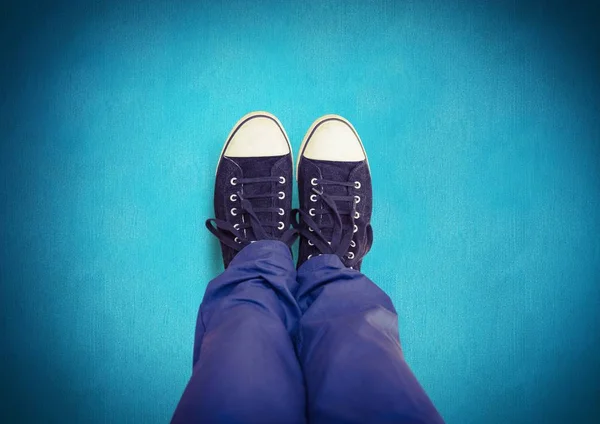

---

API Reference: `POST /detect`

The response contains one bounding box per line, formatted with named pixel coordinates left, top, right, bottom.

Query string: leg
left=291, top=115, right=444, bottom=423
left=295, top=254, right=445, bottom=424
left=172, top=241, right=306, bottom=424
left=172, top=112, right=304, bottom=423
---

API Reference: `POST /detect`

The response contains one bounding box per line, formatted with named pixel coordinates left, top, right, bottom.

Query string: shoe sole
left=216, top=111, right=293, bottom=175
left=295, top=114, right=370, bottom=181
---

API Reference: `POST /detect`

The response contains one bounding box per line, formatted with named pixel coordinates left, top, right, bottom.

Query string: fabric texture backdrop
left=1, top=0, right=599, bottom=423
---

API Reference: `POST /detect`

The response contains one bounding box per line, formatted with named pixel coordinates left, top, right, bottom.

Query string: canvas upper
left=293, top=115, right=373, bottom=270
left=206, top=112, right=296, bottom=268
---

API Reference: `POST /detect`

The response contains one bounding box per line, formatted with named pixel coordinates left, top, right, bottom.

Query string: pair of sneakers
left=206, top=112, right=373, bottom=271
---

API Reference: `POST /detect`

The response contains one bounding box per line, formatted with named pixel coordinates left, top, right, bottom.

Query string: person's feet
left=293, top=115, right=373, bottom=270
left=206, top=112, right=296, bottom=268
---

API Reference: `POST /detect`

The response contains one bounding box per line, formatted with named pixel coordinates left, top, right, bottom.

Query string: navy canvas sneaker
left=206, top=112, right=297, bottom=268
left=292, top=115, right=373, bottom=270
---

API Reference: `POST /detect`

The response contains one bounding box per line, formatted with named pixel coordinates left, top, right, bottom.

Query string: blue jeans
left=172, top=240, right=444, bottom=424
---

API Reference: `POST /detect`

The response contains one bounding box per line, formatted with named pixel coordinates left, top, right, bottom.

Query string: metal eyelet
left=307, top=254, right=312, bottom=259
left=309, top=208, right=316, bottom=216
left=278, top=191, right=285, bottom=199
left=234, top=237, right=241, bottom=243
left=230, top=177, right=238, bottom=186
left=279, top=176, right=286, bottom=184
left=353, top=224, right=358, bottom=233
left=354, top=195, right=361, bottom=203
left=231, top=208, right=238, bottom=216
left=354, top=181, right=361, bottom=189
left=354, top=211, right=360, bottom=219
left=347, top=252, right=355, bottom=259
left=311, top=178, right=318, bottom=186
left=308, top=240, right=314, bottom=246
left=230, top=194, right=238, bottom=202
left=308, top=227, right=314, bottom=232
left=234, top=223, right=240, bottom=230
left=310, top=194, right=317, bottom=202
left=278, top=208, right=285, bottom=216
left=278, top=221, right=285, bottom=230
left=350, top=240, right=356, bottom=247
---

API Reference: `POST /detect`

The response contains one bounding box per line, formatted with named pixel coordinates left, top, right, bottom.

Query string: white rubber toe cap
left=301, top=116, right=366, bottom=162
left=224, top=112, right=290, bottom=158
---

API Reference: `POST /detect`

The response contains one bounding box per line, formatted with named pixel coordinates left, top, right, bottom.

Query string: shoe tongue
left=233, top=155, right=283, bottom=239
left=311, top=159, right=362, bottom=245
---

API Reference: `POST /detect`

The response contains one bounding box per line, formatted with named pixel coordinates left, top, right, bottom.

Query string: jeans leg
left=295, top=254, right=444, bottom=424
left=172, top=240, right=306, bottom=424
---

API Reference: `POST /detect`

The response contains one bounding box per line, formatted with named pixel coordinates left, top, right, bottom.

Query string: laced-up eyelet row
left=354, top=183, right=361, bottom=207
left=231, top=176, right=285, bottom=185
left=303, top=177, right=364, bottom=265
left=228, top=175, right=287, bottom=237
left=230, top=219, right=285, bottom=231
left=311, top=178, right=361, bottom=188
left=350, top=182, right=361, bottom=260
left=230, top=192, right=286, bottom=202
left=345, top=239, right=357, bottom=262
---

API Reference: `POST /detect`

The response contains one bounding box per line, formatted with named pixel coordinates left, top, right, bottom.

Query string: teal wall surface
left=1, top=0, right=599, bottom=423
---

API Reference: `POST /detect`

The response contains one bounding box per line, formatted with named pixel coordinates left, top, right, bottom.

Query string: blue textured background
left=1, top=0, right=599, bottom=423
